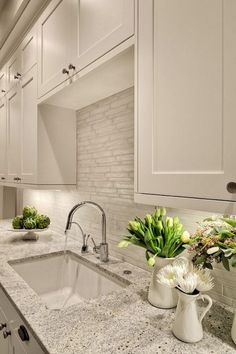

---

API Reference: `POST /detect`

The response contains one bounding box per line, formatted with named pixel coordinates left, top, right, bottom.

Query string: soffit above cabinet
left=40, top=44, right=134, bottom=111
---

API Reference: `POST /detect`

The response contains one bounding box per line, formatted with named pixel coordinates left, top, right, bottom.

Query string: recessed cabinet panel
left=0, top=99, right=7, bottom=181
left=71, top=0, right=134, bottom=71
left=21, top=66, right=37, bottom=183
left=137, top=0, right=236, bottom=203
left=7, top=51, right=21, bottom=91
left=7, top=87, right=21, bottom=182
left=38, top=0, right=72, bottom=97
left=21, top=27, right=37, bottom=76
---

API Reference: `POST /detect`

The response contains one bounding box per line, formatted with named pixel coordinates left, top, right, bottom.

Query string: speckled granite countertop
left=0, top=221, right=235, bottom=354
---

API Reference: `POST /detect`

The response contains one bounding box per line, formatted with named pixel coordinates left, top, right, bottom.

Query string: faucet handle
left=91, top=237, right=99, bottom=253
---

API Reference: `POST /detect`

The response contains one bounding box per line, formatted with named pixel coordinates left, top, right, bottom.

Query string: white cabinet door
left=0, top=306, right=9, bottom=354
left=6, top=50, right=21, bottom=91
left=70, top=0, right=134, bottom=72
left=0, top=98, right=7, bottom=183
left=37, top=0, right=74, bottom=97
left=6, top=87, right=21, bottom=183
left=20, top=66, right=37, bottom=184
left=20, top=26, right=37, bottom=76
left=136, top=0, right=236, bottom=207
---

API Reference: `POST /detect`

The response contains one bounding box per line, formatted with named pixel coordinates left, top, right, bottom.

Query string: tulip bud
left=157, top=220, right=163, bottom=231
left=166, top=217, right=173, bottom=228
left=147, top=256, right=156, bottom=267
left=173, top=216, right=179, bottom=225
left=128, top=220, right=140, bottom=231
left=160, top=207, right=166, bottom=216
left=145, top=214, right=153, bottom=225
left=118, top=240, right=130, bottom=248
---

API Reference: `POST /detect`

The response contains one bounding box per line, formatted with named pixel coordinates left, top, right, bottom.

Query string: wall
left=22, top=87, right=235, bottom=306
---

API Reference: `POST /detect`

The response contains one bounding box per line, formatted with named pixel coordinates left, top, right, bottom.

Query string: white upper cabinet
left=136, top=0, right=236, bottom=212
left=0, top=98, right=7, bottom=182
left=37, top=0, right=134, bottom=98
left=6, top=86, right=21, bottom=183
left=37, top=0, right=75, bottom=97
left=70, top=0, right=134, bottom=73
left=20, top=66, right=37, bottom=184
left=20, top=26, right=37, bottom=76
left=6, top=49, right=22, bottom=91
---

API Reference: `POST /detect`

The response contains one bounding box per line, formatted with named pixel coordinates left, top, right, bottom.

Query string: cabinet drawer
left=0, top=288, right=46, bottom=354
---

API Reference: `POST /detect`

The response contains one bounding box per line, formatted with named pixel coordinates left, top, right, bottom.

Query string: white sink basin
left=9, top=252, right=127, bottom=310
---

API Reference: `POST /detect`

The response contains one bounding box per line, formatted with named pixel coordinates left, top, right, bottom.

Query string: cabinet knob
left=18, top=325, right=29, bottom=342
left=3, top=330, right=11, bottom=338
left=62, top=68, right=69, bottom=75
left=68, top=64, right=75, bottom=70
left=226, top=182, right=236, bottom=194
left=0, top=323, right=6, bottom=331
left=13, top=177, right=21, bottom=181
left=1, top=177, right=5, bottom=180
left=1, top=89, right=5, bottom=93
left=14, top=72, right=21, bottom=80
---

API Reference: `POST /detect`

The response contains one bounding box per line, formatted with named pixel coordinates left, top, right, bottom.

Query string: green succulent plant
left=118, top=207, right=190, bottom=266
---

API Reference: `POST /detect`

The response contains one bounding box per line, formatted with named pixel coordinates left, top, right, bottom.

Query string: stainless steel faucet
left=64, top=201, right=109, bottom=262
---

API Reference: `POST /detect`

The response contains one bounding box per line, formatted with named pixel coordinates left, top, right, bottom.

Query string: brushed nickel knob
left=62, top=68, right=69, bottom=75
left=0, top=323, right=6, bottom=331
left=14, top=72, right=21, bottom=79
left=68, top=64, right=75, bottom=70
left=3, top=330, right=11, bottom=338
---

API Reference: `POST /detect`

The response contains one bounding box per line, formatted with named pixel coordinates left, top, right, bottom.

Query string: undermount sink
left=9, top=251, right=127, bottom=310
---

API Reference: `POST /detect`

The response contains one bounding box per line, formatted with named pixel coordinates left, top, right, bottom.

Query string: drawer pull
left=226, top=182, right=236, bottom=194
left=68, top=64, right=75, bottom=70
left=62, top=68, right=69, bottom=75
left=18, top=325, right=29, bottom=342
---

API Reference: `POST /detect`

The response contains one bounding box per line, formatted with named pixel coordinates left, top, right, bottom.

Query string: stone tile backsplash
left=22, top=87, right=235, bottom=307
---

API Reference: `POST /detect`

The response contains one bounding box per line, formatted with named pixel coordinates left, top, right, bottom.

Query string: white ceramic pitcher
left=172, top=289, right=212, bottom=343
left=148, top=257, right=178, bottom=309
left=231, top=311, right=236, bottom=344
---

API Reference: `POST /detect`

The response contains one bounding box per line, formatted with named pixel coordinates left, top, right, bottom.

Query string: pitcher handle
left=198, top=294, right=213, bottom=323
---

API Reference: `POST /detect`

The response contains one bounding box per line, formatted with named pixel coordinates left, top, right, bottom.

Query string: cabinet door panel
left=137, top=0, right=236, bottom=202
left=7, top=87, right=21, bottom=182
left=0, top=99, right=7, bottom=181
left=20, top=66, right=37, bottom=183
left=71, top=0, right=134, bottom=71
left=7, top=51, right=21, bottom=91
left=37, top=0, right=72, bottom=97
left=21, top=26, right=37, bottom=76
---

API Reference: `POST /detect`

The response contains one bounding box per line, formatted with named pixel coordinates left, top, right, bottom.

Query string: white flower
left=181, top=231, right=191, bottom=243
left=195, top=269, right=214, bottom=292
left=177, top=272, right=198, bottom=294
left=173, top=257, right=193, bottom=273
left=156, top=265, right=178, bottom=288
left=207, top=246, right=219, bottom=255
